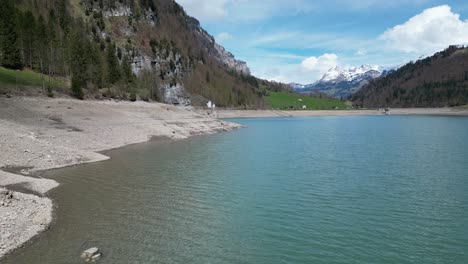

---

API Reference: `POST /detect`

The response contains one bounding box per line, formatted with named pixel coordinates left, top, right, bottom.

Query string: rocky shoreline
left=0, top=188, right=53, bottom=258
left=0, top=96, right=242, bottom=260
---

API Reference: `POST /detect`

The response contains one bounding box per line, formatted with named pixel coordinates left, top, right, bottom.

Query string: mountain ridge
left=352, top=45, right=468, bottom=108
left=1, top=0, right=290, bottom=108
left=294, top=65, right=384, bottom=98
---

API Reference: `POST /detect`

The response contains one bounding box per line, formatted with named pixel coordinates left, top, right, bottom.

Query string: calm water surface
left=4, top=115, right=468, bottom=264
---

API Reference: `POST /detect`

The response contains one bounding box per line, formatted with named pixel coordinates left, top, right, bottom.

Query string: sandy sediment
left=0, top=96, right=241, bottom=259
left=0, top=187, right=53, bottom=258
left=216, top=108, right=468, bottom=118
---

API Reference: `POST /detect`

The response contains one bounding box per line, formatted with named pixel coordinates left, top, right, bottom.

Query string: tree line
left=352, top=45, right=468, bottom=108
left=0, top=0, right=133, bottom=98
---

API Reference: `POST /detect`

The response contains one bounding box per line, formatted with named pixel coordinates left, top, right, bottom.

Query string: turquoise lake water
left=4, top=115, right=468, bottom=264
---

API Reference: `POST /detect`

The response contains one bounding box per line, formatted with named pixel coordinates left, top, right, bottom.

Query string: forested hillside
left=0, top=0, right=290, bottom=108
left=352, top=46, right=468, bottom=108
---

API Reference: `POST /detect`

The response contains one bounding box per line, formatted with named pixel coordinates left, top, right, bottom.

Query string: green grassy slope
left=0, top=67, right=68, bottom=89
left=265, top=92, right=347, bottom=110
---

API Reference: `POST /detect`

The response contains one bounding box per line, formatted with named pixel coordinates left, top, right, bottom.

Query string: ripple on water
left=4, top=116, right=468, bottom=264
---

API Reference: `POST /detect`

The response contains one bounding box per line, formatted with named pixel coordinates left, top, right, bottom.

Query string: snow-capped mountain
left=295, top=65, right=384, bottom=98
left=320, top=65, right=382, bottom=83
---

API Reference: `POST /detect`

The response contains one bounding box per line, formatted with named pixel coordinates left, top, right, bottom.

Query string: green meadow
left=265, top=92, right=347, bottom=110
left=0, top=67, right=68, bottom=89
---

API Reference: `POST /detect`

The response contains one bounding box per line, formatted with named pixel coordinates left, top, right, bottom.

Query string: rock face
left=213, top=43, right=250, bottom=75
left=187, top=16, right=251, bottom=75
left=161, top=83, right=191, bottom=106
left=130, top=52, right=188, bottom=105
left=295, top=65, right=383, bottom=98
left=82, top=1, right=251, bottom=106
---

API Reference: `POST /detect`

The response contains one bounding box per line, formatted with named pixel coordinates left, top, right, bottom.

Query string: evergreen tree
left=70, top=30, right=87, bottom=99
left=121, top=54, right=133, bottom=83
left=0, top=0, right=23, bottom=69
left=36, top=16, right=48, bottom=72
left=86, top=41, right=104, bottom=89
left=107, top=43, right=121, bottom=84
left=58, top=0, right=70, bottom=33
left=18, top=11, right=37, bottom=69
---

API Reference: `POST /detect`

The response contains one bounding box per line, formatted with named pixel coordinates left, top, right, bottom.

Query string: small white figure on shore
left=206, top=101, right=212, bottom=109
left=302, top=105, right=307, bottom=109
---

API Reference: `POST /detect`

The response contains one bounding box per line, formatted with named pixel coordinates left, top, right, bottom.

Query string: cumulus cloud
left=380, top=5, right=468, bottom=53
left=215, top=32, right=233, bottom=44
left=176, top=0, right=228, bottom=21
left=301, top=53, right=338, bottom=75
left=251, top=53, right=339, bottom=84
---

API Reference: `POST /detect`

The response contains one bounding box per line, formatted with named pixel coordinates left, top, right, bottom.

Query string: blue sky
left=176, top=0, right=468, bottom=84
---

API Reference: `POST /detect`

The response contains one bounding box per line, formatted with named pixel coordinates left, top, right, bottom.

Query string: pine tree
left=18, top=11, right=37, bottom=69
left=107, top=43, right=121, bottom=84
left=121, top=54, right=133, bottom=83
left=70, top=29, right=87, bottom=99
left=58, top=0, right=70, bottom=33
left=86, top=41, right=104, bottom=89
left=0, top=0, right=23, bottom=69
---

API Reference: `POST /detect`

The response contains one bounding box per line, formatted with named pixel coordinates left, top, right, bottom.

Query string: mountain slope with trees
left=352, top=46, right=468, bottom=108
left=0, top=0, right=291, bottom=108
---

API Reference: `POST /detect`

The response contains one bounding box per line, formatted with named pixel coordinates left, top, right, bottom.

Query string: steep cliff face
left=6, top=0, right=285, bottom=108
left=213, top=44, right=250, bottom=75
left=36, top=0, right=259, bottom=106
left=186, top=17, right=250, bottom=75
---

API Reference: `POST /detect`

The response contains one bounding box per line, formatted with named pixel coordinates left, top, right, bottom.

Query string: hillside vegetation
left=0, top=0, right=291, bottom=107
left=266, top=92, right=347, bottom=110
left=0, top=67, right=67, bottom=91
left=352, top=46, right=468, bottom=108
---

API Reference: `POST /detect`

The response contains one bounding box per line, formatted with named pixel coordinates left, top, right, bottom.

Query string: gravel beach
left=0, top=96, right=241, bottom=259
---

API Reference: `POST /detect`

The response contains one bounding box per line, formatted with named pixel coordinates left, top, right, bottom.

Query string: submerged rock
left=81, top=247, right=101, bottom=262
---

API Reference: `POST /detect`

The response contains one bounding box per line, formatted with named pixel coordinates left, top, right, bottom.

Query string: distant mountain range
left=292, top=65, right=392, bottom=98
left=352, top=45, right=468, bottom=108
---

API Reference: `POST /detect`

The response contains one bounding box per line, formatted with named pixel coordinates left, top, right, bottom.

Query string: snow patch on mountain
left=320, top=65, right=383, bottom=83
left=295, top=65, right=384, bottom=98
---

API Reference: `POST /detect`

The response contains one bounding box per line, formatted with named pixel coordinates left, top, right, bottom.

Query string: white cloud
left=250, top=53, right=340, bottom=84
left=380, top=5, right=468, bottom=53
left=177, top=0, right=315, bottom=22
left=215, top=32, right=233, bottom=43
left=355, top=49, right=367, bottom=56
left=336, top=0, right=429, bottom=10
left=301, top=53, right=338, bottom=75
left=251, top=31, right=373, bottom=52
left=176, top=0, right=229, bottom=21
